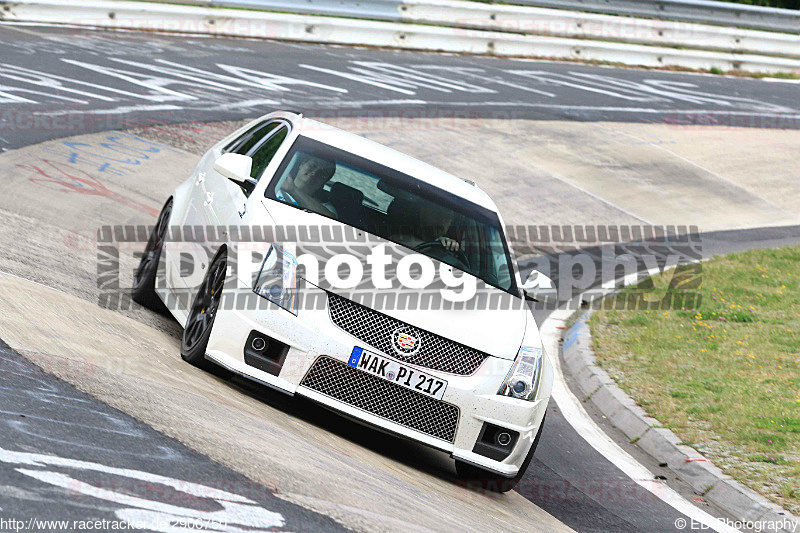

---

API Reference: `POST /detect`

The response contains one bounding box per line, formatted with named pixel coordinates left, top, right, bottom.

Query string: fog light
left=496, top=432, right=512, bottom=447
left=251, top=337, right=267, bottom=351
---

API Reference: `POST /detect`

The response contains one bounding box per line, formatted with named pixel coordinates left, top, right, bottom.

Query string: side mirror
left=521, top=271, right=558, bottom=304
left=214, top=153, right=253, bottom=184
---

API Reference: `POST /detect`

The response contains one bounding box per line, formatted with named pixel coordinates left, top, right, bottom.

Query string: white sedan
left=132, top=111, right=554, bottom=492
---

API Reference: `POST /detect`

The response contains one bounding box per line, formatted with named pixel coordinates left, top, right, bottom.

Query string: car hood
left=261, top=200, right=527, bottom=359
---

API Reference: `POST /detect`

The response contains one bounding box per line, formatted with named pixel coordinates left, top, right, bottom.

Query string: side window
left=223, top=121, right=278, bottom=154
left=248, top=126, right=288, bottom=181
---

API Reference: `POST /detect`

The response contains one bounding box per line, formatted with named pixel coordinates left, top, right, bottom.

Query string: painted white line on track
left=33, top=105, right=182, bottom=116
left=27, top=100, right=440, bottom=116
left=408, top=101, right=800, bottom=117
left=541, top=311, right=739, bottom=533
left=328, top=99, right=429, bottom=107
left=0, top=447, right=286, bottom=530
left=205, top=99, right=282, bottom=111
left=539, top=263, right=740, bottom=533
left=15, top=97, right=800, bottom=122
left=299, top=64, right=417, bottom=95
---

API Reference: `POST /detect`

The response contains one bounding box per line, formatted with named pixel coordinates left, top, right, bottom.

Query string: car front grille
left=326, top=293, right=487, bottom=375
left=301, top=356, right=460, bottom=443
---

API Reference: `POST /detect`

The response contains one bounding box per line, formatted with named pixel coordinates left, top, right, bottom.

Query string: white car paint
left=155, top=111, right=552, bottom=478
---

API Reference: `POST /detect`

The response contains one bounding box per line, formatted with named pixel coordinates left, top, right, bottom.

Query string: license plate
left=347, top=347, right=447, bottom=400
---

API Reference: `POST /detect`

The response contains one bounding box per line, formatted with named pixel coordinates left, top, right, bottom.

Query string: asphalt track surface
left=0, top=339, right=346, bottom=532
left=0, top=22, right=798, bottom=533
left=1, top=23, right=800, bottom=153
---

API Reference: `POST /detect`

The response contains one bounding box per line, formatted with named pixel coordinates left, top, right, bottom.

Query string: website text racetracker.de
left=0, top=517, right=226, bottom=531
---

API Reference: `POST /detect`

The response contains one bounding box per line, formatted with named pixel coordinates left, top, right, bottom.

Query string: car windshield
left=265, top=136, right=518, bottom=295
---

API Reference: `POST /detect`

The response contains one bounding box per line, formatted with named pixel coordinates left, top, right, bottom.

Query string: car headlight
left=498, top=346, right=544, bottom=401
left=253, top=245, right=299, bottom=315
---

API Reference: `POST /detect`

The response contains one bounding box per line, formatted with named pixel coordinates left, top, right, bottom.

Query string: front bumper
left=203, top=287, right=549, bottom=476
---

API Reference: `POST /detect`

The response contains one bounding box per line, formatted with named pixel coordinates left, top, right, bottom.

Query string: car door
left=167, top=120, right=282, bottom=297
left=164, top=156, right=218, bottom=298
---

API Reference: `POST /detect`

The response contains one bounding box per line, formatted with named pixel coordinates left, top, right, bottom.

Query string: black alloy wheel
left=181, top=249, right=228, bottom=370
left=132, top=199, right=172, bottom=311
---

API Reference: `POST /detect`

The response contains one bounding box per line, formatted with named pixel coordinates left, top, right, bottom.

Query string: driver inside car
left=277, top=153, right=338, bottom=218
left=389, top=197, right=463, bottom=253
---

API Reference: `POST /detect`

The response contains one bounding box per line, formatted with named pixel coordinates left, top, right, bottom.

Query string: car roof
left=279, top=113, right=499, bottom=213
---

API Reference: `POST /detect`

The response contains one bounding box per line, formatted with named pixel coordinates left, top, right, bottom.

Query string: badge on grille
left=391, top=326, right=421, bottom=357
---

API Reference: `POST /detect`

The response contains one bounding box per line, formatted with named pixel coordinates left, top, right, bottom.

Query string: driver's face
left=294, top=157, right=331, bottom=192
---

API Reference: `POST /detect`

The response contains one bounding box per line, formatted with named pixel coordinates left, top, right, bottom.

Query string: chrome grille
left=301, top=356, right=459, bottom=443
left=326, top=293, right=487, bottom=375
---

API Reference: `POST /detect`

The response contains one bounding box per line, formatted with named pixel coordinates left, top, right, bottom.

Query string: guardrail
left=506, top=0, right=800, bottom=34
left=205, top=0, right=403, bottom=20
left=193, top=0, right=800, bottom=34
left=8, top=0, right=800, bottom=73
left=165, top=0, right=800, bottom=59
left=400, top=0, right=800, bottom=59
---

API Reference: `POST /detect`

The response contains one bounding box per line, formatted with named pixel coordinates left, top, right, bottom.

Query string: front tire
left=132, top=198, right=172, bottom=311
left=455, top=413, right=546, bottom=493
left=181, top=249, right=227, bottom=371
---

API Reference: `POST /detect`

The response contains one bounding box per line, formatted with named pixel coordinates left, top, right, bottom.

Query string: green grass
left=589, top=245, right=800, bottom=513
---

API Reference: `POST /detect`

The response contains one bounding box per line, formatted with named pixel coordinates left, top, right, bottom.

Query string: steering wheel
left=280, top=189, right=298, bottom=206
left=414, top=240, right=470, bottom=271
